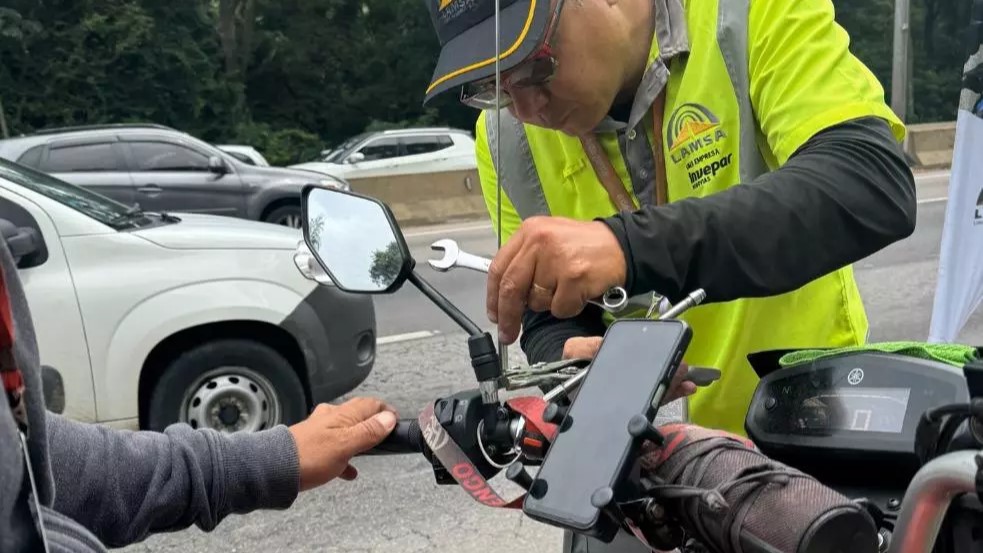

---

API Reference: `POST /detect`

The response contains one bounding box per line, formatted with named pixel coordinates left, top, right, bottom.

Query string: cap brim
left=423, top=0, right=552, bottom=105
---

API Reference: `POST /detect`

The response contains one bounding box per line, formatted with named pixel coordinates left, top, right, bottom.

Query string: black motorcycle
left=298, top=183, right=983, bottom=553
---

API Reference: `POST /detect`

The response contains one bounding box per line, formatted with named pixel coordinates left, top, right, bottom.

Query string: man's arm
left=521, top=305, right=608, bottom=364
left=602, top=0, right=916, bottom=303
left=46, top=412, right=300, bottom=548
left=602, top=115, right=915, bottom=303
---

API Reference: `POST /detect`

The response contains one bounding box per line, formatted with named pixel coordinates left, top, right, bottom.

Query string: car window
left=16, top=145, right=45, bottom=170
left=226, top=151, right=256, bottom=165
left=129, top=141, right=210, bottom=171
left=42, top=143, right=119, bottom=173
left=357, top=137, right=400, bottom=161
left=401, top=135, right=453, bottom=156
left=0, top=158, right=143, bottom=230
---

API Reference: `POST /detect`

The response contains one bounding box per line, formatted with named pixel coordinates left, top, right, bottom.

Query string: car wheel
left=264, top=204, right=303, bottom=228
left=147, top=339, right=308, bottom=433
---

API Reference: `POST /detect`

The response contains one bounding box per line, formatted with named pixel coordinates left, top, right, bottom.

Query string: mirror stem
left=408, top=270, right=484, bottom=336
left=407, top=270, right=503, bottom=419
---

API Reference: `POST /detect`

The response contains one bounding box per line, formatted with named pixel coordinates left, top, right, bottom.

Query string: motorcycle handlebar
left=361, top=419, right=425, bottom=455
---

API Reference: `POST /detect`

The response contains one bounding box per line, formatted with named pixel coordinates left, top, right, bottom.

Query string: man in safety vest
left=420, top=0, right=915, bottom=450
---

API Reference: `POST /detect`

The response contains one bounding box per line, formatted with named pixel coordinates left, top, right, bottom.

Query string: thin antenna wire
left=494, top=0, right=508, bottom=372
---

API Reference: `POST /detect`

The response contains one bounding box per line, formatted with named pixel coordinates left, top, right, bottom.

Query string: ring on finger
left=528, top=283, right=554, bottom=310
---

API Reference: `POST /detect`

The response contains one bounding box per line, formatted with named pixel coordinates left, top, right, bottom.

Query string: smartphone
left=522, top=318, right=692, bottom=540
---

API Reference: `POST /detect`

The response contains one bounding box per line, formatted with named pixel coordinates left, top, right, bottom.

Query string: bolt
left=887, top=498, right=901, bottom=511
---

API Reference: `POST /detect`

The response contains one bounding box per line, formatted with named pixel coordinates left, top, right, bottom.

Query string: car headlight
left=293, top=241, right=334, bottom=285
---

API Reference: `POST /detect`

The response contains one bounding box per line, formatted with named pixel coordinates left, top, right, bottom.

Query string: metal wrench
left=428, top=238, right=630, bottom=314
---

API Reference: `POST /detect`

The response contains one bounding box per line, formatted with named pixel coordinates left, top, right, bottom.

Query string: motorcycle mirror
left=300, top=184, right=414, bottom=294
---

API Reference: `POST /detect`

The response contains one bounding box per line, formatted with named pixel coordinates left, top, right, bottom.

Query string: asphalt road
left=124, top=170, right=983, bottom=553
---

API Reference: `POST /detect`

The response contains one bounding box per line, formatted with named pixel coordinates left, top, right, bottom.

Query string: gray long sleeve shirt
left=0, top=238, right=302, bottom=552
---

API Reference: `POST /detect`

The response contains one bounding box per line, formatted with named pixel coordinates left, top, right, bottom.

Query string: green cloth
left=779, top=341, right=979, bottom=368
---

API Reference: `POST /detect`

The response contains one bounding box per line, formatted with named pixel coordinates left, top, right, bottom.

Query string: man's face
left=498, top=0, right=629, bottom=135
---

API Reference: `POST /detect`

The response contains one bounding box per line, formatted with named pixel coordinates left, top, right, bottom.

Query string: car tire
left=263, top=204, right=303, bottom=228
left=146, top=339, right=308, bottom=433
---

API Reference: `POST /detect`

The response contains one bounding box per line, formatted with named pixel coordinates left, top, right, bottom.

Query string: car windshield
left=0, top=157, right=144, bottom=230
left=321, top=133, right=371, bottom=162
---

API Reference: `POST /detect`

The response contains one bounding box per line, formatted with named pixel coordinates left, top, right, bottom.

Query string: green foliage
left=230, top=120, right=324, bottom=166
left=369, top=241, right=403, bottom=288
left=0, top=0, right=974, bottom=152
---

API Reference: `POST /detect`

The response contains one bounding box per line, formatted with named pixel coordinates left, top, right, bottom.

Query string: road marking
left=377, top=330, right=441, bottom=345
left=918, top=197, right=948, bottom=205
left=404, top=223, right=491, bottom=238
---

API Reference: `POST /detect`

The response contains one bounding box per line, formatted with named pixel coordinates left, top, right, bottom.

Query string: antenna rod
left=494, top=0, right=509, bottom=376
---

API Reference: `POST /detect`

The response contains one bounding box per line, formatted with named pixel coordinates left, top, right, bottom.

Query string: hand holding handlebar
left=288, top=398, right=398, bottom=490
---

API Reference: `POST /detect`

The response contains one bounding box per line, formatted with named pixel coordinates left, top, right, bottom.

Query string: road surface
left=123, top=170, right=983, bottom=553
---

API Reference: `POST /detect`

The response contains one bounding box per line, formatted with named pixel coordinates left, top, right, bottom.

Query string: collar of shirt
left=592, top=0, right=691, bottom=134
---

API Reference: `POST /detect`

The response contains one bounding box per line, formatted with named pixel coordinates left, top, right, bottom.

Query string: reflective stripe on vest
left=484, top=0, right=769, bottom=212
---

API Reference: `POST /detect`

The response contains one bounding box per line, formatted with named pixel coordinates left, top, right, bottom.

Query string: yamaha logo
left=847, top=368, right=865, bottom=385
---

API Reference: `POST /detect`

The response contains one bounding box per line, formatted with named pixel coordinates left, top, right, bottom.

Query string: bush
left=229, top=121, right=325, bottom=166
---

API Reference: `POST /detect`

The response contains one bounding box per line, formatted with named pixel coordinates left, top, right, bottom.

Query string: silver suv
left=0, top=123, right=349, bottom=228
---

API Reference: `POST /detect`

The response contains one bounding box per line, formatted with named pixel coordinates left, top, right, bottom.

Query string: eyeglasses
left=460, top=0, right=565, bottom=110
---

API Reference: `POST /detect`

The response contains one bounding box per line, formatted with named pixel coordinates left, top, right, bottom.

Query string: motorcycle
left=298, top=183, right=983, bottom=553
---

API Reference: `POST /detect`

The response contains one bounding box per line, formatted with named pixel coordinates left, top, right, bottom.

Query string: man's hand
left=562, top=337, right=697, bottom=405
left=487, top=216, right=627, bottom=344
left=288, top=397, right=397, bottom=492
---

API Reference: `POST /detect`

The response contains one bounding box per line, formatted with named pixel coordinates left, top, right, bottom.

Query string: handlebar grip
left=361, top=419, right=424, bottom=455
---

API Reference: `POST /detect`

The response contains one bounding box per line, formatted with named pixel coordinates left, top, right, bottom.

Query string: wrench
left=428, top=239, right=630, bottom=314
left=427, top=238, right=491, bottom=273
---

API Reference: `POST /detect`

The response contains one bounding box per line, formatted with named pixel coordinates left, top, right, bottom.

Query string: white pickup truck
left=0, top=157, right=376, bottom=432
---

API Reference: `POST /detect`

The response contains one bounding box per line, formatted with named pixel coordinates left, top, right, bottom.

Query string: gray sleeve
left=45, top=411, right=300, bottom=548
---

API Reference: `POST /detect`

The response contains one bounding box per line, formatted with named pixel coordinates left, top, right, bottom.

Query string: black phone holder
left=520, top=319, right=694, bottom=544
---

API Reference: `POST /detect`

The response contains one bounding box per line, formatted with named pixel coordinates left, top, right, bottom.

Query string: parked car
left=217, top=144, right=271, bottom=167
left=0, top=123, right=349, bottom=229
left=290, top=127, right=476, bottom=180
left=0, top=156, right=376, bottom=432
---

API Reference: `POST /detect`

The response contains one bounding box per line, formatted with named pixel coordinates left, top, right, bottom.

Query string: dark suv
left=0, top=123, right=349, bottom=228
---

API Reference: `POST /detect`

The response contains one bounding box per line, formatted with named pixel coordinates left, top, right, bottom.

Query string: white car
left=217, top=144, right=271, bottom=167
left=0, top=157, right=377, bottom=432
left=290, top=127, right=476, bottom=180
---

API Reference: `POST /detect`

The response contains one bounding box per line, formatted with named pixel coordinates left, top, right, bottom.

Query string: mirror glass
left=304, top=188, right=405, bottom=293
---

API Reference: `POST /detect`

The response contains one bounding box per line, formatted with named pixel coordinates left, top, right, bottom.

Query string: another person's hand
left=487, top=216, right=627, bottom=344
left=288, top=397, right=397, bottom=491
left=562, top=336, right=697, bottom=405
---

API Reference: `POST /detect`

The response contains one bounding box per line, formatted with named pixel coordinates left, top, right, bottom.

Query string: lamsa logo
left=666, top=103, right=733, bottom=189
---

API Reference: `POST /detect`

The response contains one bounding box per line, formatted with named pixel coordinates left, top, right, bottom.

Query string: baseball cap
left=422, top=0, right=554, bottom=104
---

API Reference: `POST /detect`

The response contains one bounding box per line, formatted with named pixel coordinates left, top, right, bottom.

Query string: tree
left=369, top=241, right=402, bottom=288
left=308, top=213, right=325, bottom=252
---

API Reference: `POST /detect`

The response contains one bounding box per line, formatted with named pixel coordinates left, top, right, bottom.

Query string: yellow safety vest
left=473, top=0, right=905, bottom=435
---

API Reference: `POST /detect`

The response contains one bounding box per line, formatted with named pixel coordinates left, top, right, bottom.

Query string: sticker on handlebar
left=417, top=400, right=524, bottom=509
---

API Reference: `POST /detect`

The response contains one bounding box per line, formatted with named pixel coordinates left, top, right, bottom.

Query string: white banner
left=928, top=103, right=983, bottom=343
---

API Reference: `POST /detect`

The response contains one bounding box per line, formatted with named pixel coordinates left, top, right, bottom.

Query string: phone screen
left=523, top=319, right=691, bottom=532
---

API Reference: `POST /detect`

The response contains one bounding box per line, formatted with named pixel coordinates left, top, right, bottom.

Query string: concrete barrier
left=346, top=168, right=490, bottom=227
left=905, top=120, right=956, bottom=169
left=348, top=120, right=958, bottom=228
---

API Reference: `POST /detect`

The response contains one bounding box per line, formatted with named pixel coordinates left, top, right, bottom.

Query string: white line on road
left=404, top=223, right=491, bottom=238
left=377, top=330, right=441, bottom=345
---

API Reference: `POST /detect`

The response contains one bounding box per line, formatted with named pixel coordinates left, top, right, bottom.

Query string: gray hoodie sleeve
left=45, top=411, right=301, bottom=548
